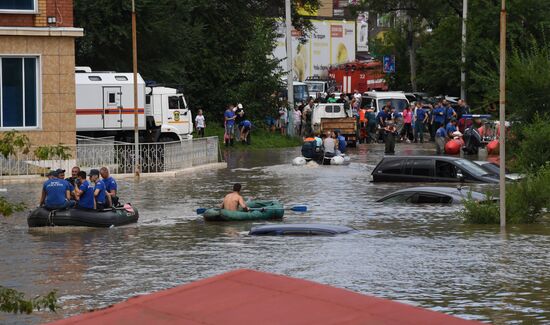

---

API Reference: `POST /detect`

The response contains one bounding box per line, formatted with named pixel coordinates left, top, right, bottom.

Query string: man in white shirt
left=195, top=109, right=206, bottom=137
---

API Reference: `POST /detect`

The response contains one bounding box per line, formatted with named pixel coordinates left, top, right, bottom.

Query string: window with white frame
left=0, top=57, right=40, bottom=129
left=0, top=0, right=37, bottom=13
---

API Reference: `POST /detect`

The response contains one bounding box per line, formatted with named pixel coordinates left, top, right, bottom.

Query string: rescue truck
left=75, top=67, right=192, bottom=142
left=328, top=61, right=388, bottom=94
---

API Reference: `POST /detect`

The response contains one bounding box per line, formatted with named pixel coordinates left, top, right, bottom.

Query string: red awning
left=48, top=269, right=480, bottom=325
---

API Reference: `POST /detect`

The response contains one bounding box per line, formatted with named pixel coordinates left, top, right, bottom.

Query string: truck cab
left=304, top=76, right=336, bottom=98
left=145, top=86, right=193, bottom=141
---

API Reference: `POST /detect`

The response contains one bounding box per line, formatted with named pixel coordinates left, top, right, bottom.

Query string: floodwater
left=1, top=143, right=549, bottom=324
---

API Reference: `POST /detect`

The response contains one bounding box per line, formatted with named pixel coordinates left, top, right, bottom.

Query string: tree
left=74, top=0, right=319, bottom=121
left=350, top=0, right=454, bottom=92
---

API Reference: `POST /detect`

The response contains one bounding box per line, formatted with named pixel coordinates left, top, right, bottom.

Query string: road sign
left=383, top=55, right=395, bottom=73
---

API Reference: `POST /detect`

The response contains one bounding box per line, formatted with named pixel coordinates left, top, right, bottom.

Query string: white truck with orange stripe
left=75, top=67, right=192, bottom=142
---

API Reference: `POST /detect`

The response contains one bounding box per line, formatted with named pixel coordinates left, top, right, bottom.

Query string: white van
left=361, top=91, right=410, bottom=113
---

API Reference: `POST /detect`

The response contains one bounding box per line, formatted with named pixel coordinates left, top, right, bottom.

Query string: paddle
left=196, top=205, right=307, bottom=215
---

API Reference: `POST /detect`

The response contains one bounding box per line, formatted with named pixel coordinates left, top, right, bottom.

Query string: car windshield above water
left=454, top=159, right=492, bottom=177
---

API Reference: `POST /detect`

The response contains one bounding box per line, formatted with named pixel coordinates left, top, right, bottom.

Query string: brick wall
left=0, top=0, right=73, bottom=27
left=46, top=0, right=74, bottom=27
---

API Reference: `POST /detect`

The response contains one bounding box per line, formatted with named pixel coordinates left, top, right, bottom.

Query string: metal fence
left=0, top=136, right=220, bottom=176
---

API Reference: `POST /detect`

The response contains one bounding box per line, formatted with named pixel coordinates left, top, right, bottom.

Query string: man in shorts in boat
left=221, top=183, right=249, bottom=211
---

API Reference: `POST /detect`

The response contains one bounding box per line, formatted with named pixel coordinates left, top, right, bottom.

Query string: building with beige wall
left=0, top=0, right=82, bottom=147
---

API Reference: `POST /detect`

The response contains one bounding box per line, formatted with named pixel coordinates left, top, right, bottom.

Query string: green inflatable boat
left=203, top=200, right=284, bottom=222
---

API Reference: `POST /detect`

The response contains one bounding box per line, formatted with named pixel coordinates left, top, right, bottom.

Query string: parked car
left=473, top=161, right=525, bottom=181
left=377, top=186, right=489, bottom=204
left=371, top=156, right=499, bottom=183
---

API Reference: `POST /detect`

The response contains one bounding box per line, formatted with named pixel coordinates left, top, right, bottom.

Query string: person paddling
left=221, top=183, right=249, bottom=212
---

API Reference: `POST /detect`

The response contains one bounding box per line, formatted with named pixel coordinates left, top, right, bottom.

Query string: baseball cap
left=55, top=168, right=66, bottom=174
left=46, top=170, right=58, bottom=177
left=89, top=169, right=100, bottom=176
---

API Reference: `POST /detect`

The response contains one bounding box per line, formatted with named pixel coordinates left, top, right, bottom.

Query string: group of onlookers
left=224, top=103, right=252, bottom=146
left=40, top=166, right=118, bottom=211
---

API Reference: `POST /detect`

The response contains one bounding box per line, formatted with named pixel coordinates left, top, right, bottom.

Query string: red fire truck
left=328, top=61, right=388, bottom=94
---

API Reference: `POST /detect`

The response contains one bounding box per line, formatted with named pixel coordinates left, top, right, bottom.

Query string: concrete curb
left=0, top=162, right=227, bottom=184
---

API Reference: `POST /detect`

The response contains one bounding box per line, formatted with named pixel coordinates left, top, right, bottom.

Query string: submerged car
left=377, top=186, right=488, bottom=204
left=473, top=161, right=525, bottom=181
left=371, top=156, right=499, bottom=183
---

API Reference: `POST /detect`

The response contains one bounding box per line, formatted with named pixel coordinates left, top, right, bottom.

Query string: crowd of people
left=301, top=130, right=347, bottom=162
left=224, top=103, right=253, bottom=146
left=40, top=166, right=119, bottom=211
left=275, top=90, right=474, bottom=155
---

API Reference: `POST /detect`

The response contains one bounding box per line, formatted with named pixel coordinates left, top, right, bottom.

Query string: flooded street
left=1, top=143, right=549, bottom=324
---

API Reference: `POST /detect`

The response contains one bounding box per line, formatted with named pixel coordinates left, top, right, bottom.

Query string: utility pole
left=132, top=0, right=140, bottom=176
left=285, top=0, right=294, bottom=136
left=460, top=0, right=468, bottom=100
left=499, top=0, right=506, bottom=228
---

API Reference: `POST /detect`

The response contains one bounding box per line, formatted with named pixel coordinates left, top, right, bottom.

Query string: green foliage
left=462, top=164, right=550, bottom=224
left=74, top=0, right=319, bottom=121
left=460, top=192, right=500, bottom=224
left=473, top=42, right=550, bottom=120
left=0, top=287, right=58, bottom=314
left=0, top=131, right=30, bottom=159
left=33, top=144, right=72, bottom=160
left=0, top=197, right=26, bottom=217
left=512, top=115, right=550, bottom=173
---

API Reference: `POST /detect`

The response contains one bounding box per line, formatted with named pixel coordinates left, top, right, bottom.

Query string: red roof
left=47, top=269, right=480, bottom=325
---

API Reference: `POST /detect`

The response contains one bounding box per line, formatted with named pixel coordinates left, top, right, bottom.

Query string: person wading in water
left=221, top=183, right=249, bottom=211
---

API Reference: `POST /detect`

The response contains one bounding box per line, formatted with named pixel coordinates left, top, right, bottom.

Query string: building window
left=0, top=0, right=37, bottom=13
left=377, top=13, right=392, bottom=28
left=0, top=57, right=40, bottom=129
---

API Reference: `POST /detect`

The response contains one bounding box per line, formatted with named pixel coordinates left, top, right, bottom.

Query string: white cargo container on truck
left=75, top=67, right=192, bottom=142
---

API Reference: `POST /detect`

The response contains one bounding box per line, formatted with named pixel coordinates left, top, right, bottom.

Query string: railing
left=0, top=136, right=220, bottom=177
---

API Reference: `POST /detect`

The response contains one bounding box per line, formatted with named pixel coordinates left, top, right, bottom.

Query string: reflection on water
left=0, top=143, right=548, bottom=324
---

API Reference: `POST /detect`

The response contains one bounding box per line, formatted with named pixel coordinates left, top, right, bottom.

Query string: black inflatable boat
left=27, top=204, right=139, bottom=228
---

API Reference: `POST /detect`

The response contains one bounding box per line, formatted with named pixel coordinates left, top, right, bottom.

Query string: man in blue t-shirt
left=446, top=119, right=458, bottom=137
left=224, top=105, right=236, bottom=146
left=239, top=119, right=252, bottom=145
left=414, top=102, right=428, bottom=143
left=76, top=171, right=95, bottom=209
left=435, top=124, right=448, bottom=154
left=100, top=167, right=118, bottom=207
left=334, top=130, right=347, bottom=154
left=40, top=170, right=72, bottom=210
left=90, top=169, right=110, bottom=210
left=432, top=102, right=446, bottom=132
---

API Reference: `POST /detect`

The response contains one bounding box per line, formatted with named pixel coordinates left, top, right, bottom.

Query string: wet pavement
left=0, top=143, right=549, bottom=324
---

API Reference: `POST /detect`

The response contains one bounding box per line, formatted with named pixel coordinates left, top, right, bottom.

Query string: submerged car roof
left=249, top=224, right=355, bottom=236
left=380, top=156, right=465, bottom=161
left=381, top=186, right=487, bottom=202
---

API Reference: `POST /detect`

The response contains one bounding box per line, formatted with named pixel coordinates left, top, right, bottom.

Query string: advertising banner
left=356, top=12, right=369, bottom=52
left=274, top=20, right=356, bottom=81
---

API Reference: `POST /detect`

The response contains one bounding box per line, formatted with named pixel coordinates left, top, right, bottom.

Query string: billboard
left=356, top=12, right=369, bottom=52
left=274, top=19, right=356, bottom=81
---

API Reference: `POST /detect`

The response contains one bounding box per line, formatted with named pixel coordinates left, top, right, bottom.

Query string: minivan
left=371, top=156, right=499, bottom=183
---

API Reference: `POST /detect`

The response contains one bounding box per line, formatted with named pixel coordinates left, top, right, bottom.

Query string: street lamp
left=132, top=0, right=140, bottom=176
left=285, top=0, right=294, bottom=136
left=499, top=0, right=506, bottom=228
left=460, top=0, right=468, bottom=100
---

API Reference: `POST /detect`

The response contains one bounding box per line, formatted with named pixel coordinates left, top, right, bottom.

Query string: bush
left=461, top=164, right=550, bottom=224
left=0, top=287, right=57, bottom=314
left=512, top=115, right=550, bottom=173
